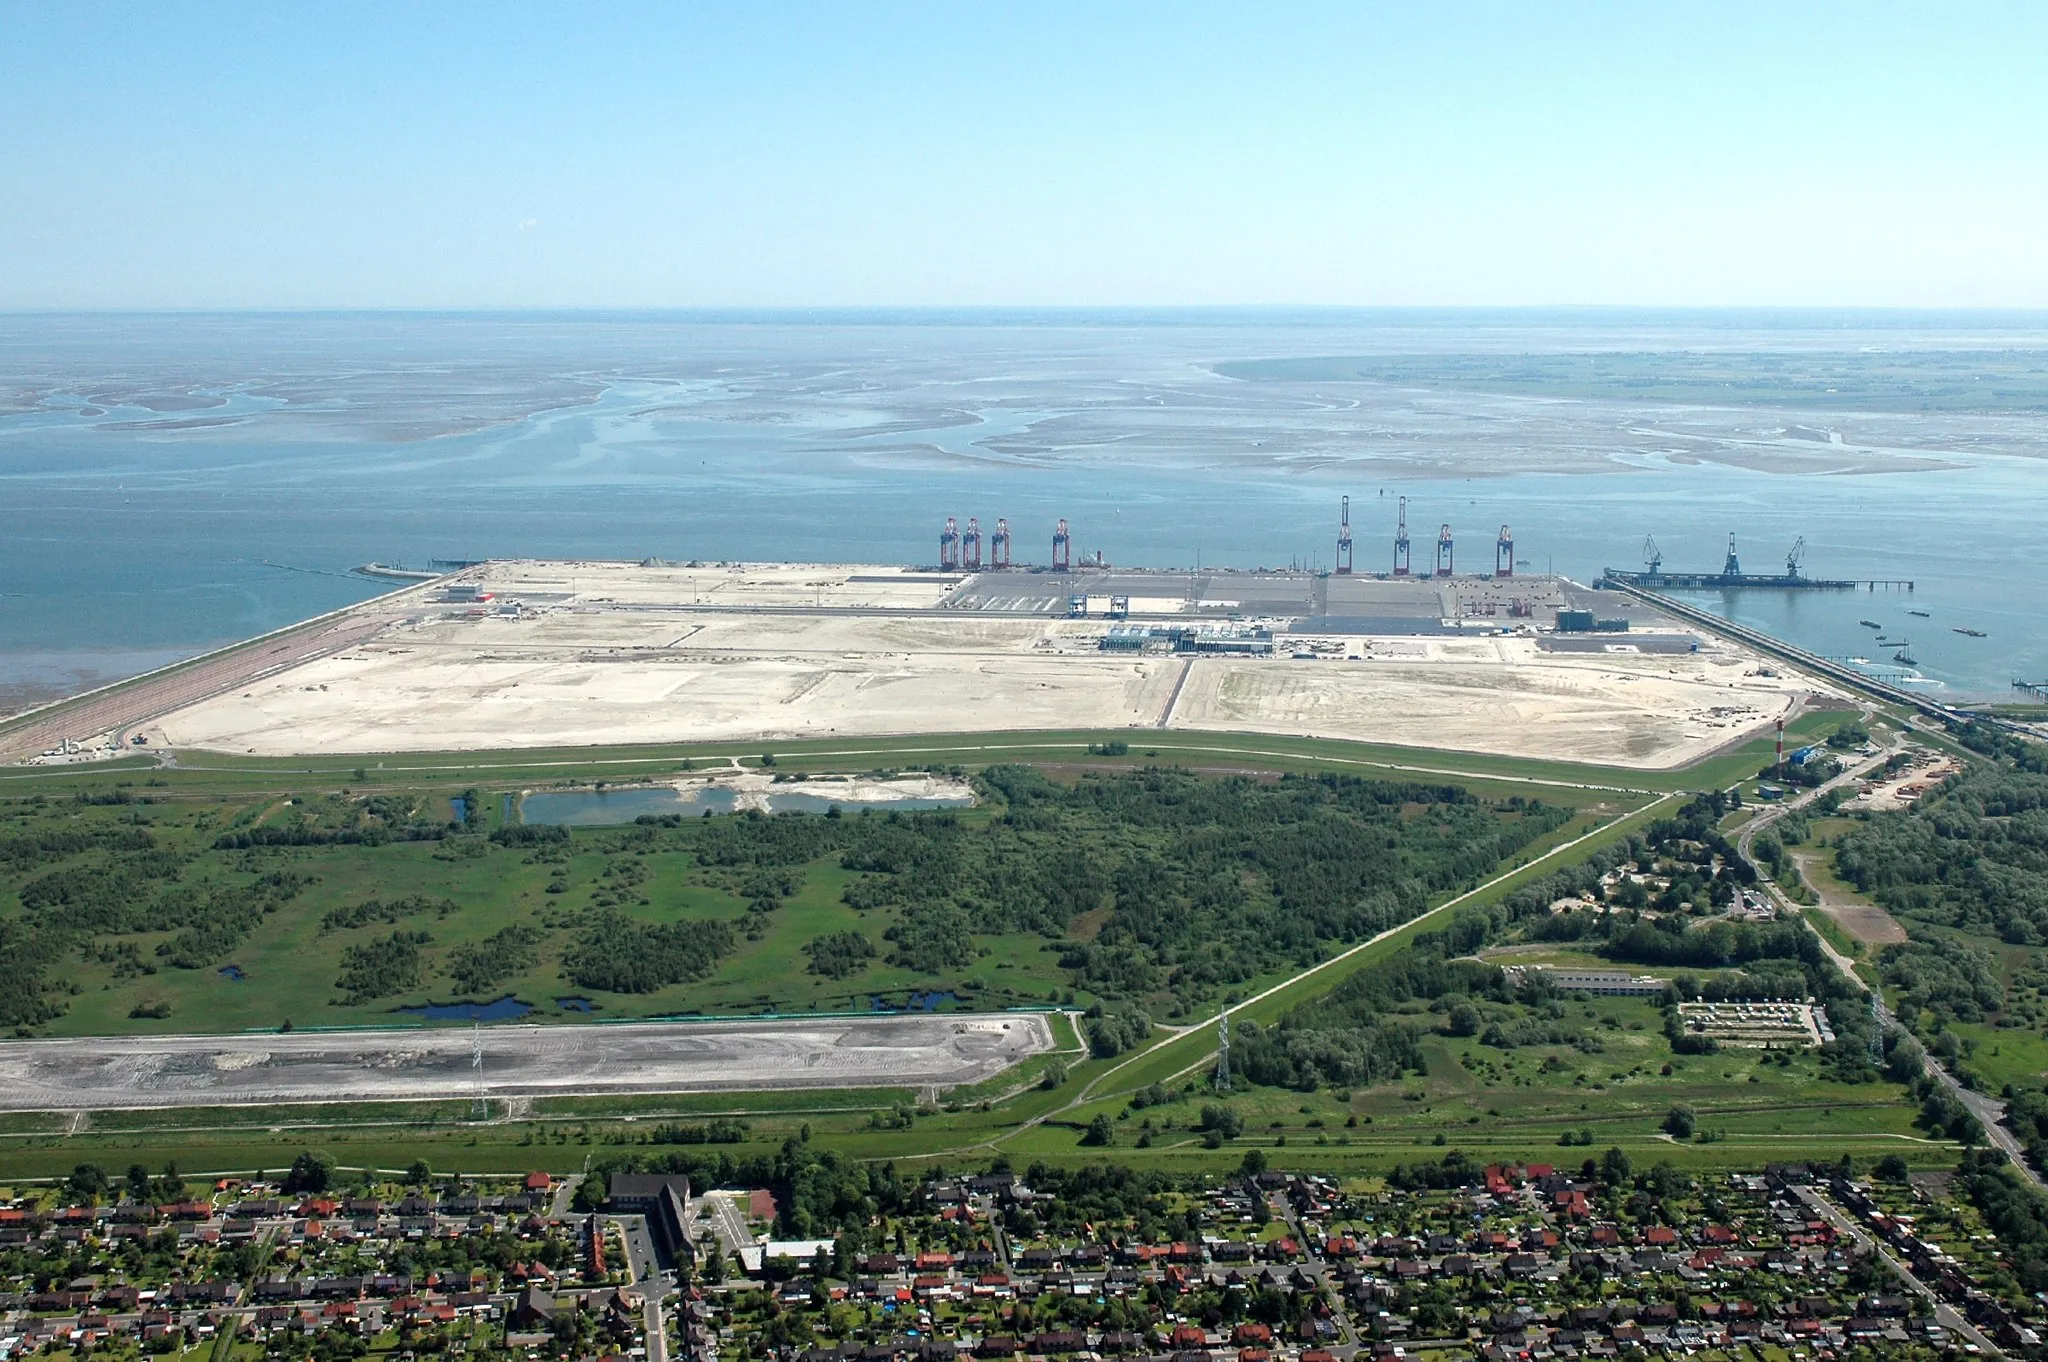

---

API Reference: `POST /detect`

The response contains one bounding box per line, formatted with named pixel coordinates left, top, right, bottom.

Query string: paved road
left=0, top=586, right=428, bottom=763
left=644, top=1292, right=668, bottom=1362
left=923, top=789, right=1688, bottom=1161
left=615, top=1214, right=661, bottom=1283
left=696, top=1192, right=754, bottom=1260
left=609, top=1214, right=673, bottom=1362
left=1733, top=723, right=2043, bottom=1188
left=1728, top=713, right=1896, bottom=870
left=913, top=791, right=1681, bottom=1163
left=1792, top=1185, right=2001, bottom=1357
left=1068, top=792, right=1683, bottom=1104
left=1274, top=1190, right=1358, bottom=1357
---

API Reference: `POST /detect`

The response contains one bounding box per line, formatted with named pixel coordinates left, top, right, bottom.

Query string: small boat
left=1952, top=627, right=1987, bottom=638
left=1859, top=619, right=1882, bottom=629
left=1908, top=609, right=1930, bottom=617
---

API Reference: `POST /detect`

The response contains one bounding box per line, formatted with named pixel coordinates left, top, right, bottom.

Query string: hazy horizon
left=6, top=3, right=2046, bottom=310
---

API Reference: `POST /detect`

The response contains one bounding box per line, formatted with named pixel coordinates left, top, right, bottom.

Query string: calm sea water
left=1, top=309, right=2044, bottom=704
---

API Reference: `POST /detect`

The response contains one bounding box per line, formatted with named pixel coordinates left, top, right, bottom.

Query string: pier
left=1603, top=581, right=1951, bottom=721
left=1604, top=570, right=1914, bottom=592
left=1605, top=533, right=1911, bottom=592
left=355, top=562, right=444, bottom=582
left=1821, top=658, right=1916, bottom=683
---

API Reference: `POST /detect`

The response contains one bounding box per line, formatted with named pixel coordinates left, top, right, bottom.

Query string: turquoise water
left=520, top=786, right=740, bottom=825
left=2, top=310, right=2044, bottom=702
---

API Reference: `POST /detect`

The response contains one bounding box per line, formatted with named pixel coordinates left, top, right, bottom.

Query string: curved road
left=1733, top=718, right=2041, bottom=1187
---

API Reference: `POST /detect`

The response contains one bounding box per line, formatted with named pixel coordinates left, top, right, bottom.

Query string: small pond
left=519, top=785, right=740, bottom=826
left=218, top=965, right=245, bottom=981
left=870, top=990, right=962, bottom=1013
left=555, top=997, right=599, bottom=1013
left=395, top=996, right=534, bottom=1022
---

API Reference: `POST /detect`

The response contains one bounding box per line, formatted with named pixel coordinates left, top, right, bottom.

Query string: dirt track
left=1791, top=849, right=1909, bottom=945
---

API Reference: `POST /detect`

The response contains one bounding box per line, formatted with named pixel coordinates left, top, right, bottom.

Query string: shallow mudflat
left=0, top=1013, right=1054, bottom=1111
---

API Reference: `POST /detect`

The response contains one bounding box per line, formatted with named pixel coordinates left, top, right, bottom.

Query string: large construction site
left=106, top=503, right=1839, bottom=770
left=0, top=1014, right=1054, bottom=1112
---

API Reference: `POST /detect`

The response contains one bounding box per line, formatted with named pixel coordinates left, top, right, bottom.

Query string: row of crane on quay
left=1335, top=495, right=1515, bottom=579
left=936, top=516, right=1100, bottom=572
left=931, top=501, right=1514, bottom=578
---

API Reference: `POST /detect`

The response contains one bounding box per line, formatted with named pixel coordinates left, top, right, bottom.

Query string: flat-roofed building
left=1519, top=967, right=1664, bottom=997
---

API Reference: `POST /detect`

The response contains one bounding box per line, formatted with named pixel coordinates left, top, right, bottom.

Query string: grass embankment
left=1, top=718, right=1933, bottom=1182
left=1064, top=792, right=1680, bottom=1108
left=0, top=715, right=1835, bottom=798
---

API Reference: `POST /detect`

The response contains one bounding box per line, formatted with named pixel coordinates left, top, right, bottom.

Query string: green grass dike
left=0, top=711, right=1942, bottom=1182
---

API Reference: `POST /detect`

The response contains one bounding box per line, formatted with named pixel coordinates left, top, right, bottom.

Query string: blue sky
left=3, top=2, right=2044, bottom=308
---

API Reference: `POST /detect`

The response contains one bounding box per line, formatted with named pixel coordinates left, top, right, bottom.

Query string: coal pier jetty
left=1602, top=534, right=1913, bottom=592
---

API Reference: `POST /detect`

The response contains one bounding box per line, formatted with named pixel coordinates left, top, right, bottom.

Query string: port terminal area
left=57, top=560, right=1837, bottom=771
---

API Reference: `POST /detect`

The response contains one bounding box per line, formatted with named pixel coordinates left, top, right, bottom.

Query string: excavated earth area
left=145, top=560, right=1836, bottom=770
left=0, top=1013, right=1054, bottom=1111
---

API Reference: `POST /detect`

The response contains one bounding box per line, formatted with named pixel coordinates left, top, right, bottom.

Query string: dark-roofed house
left=605, top=1173, right=691, bottom=1212
left=605, top=1174, right=694, bottom=1268
left=510, top=1287, right=556, bottom=1329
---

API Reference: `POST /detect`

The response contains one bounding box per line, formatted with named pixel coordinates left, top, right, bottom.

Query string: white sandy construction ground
left=679, top=771, right=976, bottom=811
left=148, top=560, right=1837, bottom=770
left=1171, top=645, right=1791, bottom=768
left=0, top=1014, right=1054, bottom=1112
